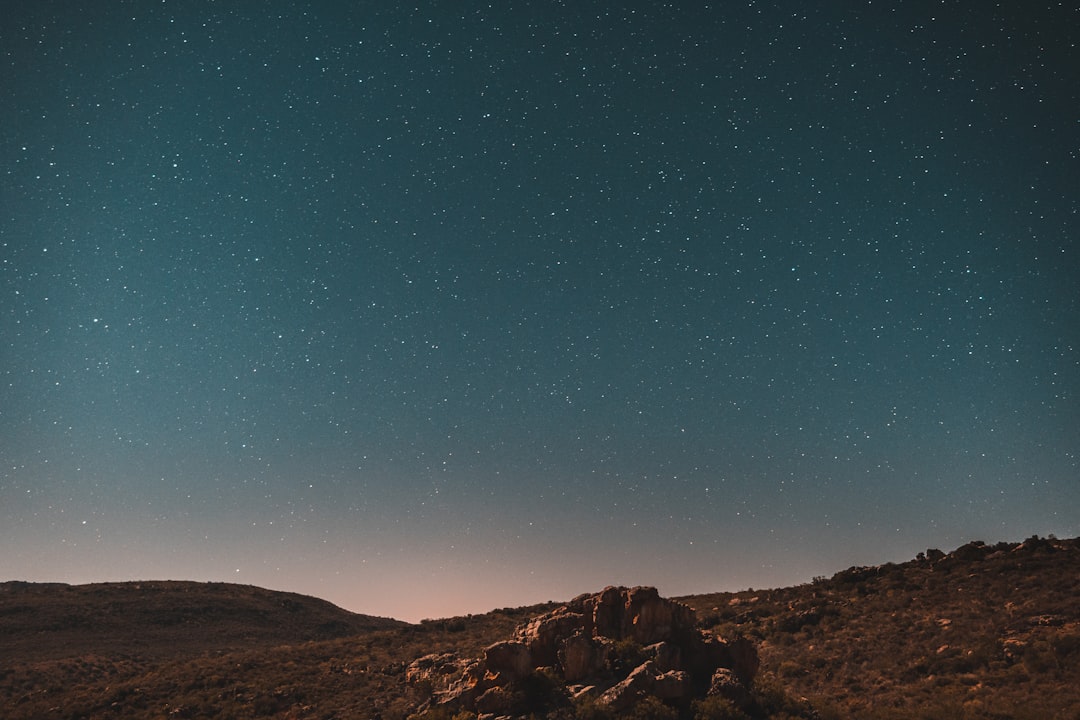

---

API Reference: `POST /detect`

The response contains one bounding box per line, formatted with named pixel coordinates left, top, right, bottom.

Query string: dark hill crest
left=0, top=579, right=404, bottom=663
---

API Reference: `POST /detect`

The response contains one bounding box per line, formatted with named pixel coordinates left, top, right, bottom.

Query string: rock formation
left=406, top=586, right=760, bottom=718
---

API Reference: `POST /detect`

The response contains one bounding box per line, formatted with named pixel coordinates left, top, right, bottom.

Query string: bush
left=573, top=698, right=614, bottom=720
left=624, top=696, right=678, bottom=720
left=752, top=677, right=818, bottom=719
left=691, top=695, right=751, bottom=720
left=519, top=668, right=563, bottom=710
left=610, top=640, right=647, bottom=677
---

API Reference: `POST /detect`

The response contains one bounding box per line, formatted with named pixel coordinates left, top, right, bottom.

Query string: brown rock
left=570, top=684, right=600, bottom=700
left=591, top=585, right=626, bottom=638
left=708, top=667, right=752, bottom=708
left=517, top=608, right=586, bottom=667
left=406, top=652, right=467, bottom=685
left=599, top=660, right=658, bottom=712
left=687, top=632, right=759, bottom=686
left=627, top=586, right=683, bottom=644
left=722, top=634, right=759, bottom=685
left=406, top=586, right=764, bottom=719
left=484, top=640, right=533, bottom=682
left=653, top=669, right=692, bottom=700
left=435, top=659, right=486, bottom=708
left=645, top=641, right=682, bottom=673
left=559, top=632, right=608, bottom=683
left=573, top=586, right=699, bottom=645
left=474, top=685, right=516, bottom=715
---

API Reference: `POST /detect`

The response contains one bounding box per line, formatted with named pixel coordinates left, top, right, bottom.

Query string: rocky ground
left=406, top=585, right=762, bottom=718
left=2, top=536, right=1077, bottom=719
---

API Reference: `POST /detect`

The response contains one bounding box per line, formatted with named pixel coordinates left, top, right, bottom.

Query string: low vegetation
left=681, top=535, right=1080, bottom=719
left=2, top=536, right=1077, bottom=719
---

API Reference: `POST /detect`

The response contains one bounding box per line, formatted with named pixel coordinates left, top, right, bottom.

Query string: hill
left=1, top=536, right=1077, bottom=719
left=680, top=535, right=1080, bottom=719
left=0, top=580, right=549, bottom=720
left=0, top=580, right=405, bottom=663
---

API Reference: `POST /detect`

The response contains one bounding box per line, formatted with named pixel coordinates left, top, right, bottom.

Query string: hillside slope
left=680, top=536, right=1080, bottom=719
left=0, top=579, right=404, bottom=663
left=1, top=537, right=1077, bottom=719
left=0, top=581, right=543, bottom=720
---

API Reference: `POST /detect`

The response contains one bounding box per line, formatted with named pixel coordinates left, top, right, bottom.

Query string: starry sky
left=2, top=2, right=1078, bottom=622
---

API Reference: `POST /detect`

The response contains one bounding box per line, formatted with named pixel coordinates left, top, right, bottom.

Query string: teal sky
left=2, top=1, right=1078, bottom=621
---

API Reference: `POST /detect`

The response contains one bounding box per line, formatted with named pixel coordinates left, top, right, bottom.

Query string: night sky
left=3, top=2, right=1078, bottom=622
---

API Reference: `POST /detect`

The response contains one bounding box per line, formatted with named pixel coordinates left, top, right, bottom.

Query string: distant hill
left=0, top=579, right=404, bottom=663
left=1, top=536, right=1077, bottom=719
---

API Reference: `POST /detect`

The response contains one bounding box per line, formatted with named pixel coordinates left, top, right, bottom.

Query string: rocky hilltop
left=408, top=586, right=760, bottom=718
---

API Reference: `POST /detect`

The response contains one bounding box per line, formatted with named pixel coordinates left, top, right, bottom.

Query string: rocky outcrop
left=484, top=640, right=533, bottom=682
left=708, top=667, right=753, bottom=709
left=559, top=631, right=610, bottom=682
left=405, top=586, right=760, bottom=718
left=406, top=652, right=469, bottom=686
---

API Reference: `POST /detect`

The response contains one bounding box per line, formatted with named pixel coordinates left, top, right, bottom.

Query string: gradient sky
left=2, top=2, right=1078, bottom=623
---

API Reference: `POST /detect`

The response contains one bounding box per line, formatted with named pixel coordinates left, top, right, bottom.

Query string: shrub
left=623, top=696, right=678, bottom=720
left=609, top=639, right=648, bottom=677
left=409, top=706, right=457, bottom=720
left=752, top=677, right=817, bottom=719
left=519, top=667, right=563, bottom=710
left=691, top=695, right=751, bottom=720
left=573, top=698, right=614, bottom=720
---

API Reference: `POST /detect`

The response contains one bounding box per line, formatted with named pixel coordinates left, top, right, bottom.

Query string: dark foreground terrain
left=2, top=536, right=1077, bottom=719
left=679, top=536, right=1080, bottom=719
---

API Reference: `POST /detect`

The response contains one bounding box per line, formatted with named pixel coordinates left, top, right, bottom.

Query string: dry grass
left=680, top=536, right=1080, bottom=720
left=2, top=536, right=1078, bottom=719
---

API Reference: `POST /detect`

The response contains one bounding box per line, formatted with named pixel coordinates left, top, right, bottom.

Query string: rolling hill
left=2, top=536, right=1077, bottom=719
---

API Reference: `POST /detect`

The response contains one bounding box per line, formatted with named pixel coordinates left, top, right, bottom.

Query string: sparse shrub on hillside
left=751, top=676, right=818, bottom=719
left=1052, top=631, right=1080, bottom=661
left=622, top=695, right=678, bottom=720
left=411, top=677, right=436, bottom=704
left=3, top=538, right=1078, bottom=720
left=775, top=660, right=804, bottom=678
left=680, top=536, right=1080, bottom=720
left=691, top=695, right=751, bottom=720
left=1021, top=639, right=1060, bottom=676
left=610, top=638, right=648, bottom=678
left=518, top=667, right=565, bottom=713
left=572, top=697, right=616, bottom=720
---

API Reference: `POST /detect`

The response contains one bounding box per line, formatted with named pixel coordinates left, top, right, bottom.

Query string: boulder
left=484, top=641, right=533, bottom=682
left=591, top=585, right=626, bottom=638
left=723, top=634, right=760, bottom=685
left=517, top=607, right=586, bottom=667
left=559, top=632, right=608, bottom=683
left=708, top=667, right=752, bottom=709
left=573, top=586, right=698, bottom=644
left=475, top=685, right=516, bottom=715
left=645, top=641, right=682, bottom=673
left=599, top=660, right=659, bottom=712
left=404, top=586, right=766, bottom=719
left=626, top=586, right=692, bottom=644
left=435, top=659, right=486, bottom=708
left=653, top=670, right=692, bottom=700
left=406, top=652, right=467, bottom=685
left=686, top=632, right=759, bottom=686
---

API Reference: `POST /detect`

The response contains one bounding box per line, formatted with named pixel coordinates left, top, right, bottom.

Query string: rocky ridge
left=407, top=585, right=759, bottom=718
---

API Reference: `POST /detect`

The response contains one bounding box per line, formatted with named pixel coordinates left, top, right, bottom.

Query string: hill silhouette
left=0, top=580, right=404, bottom=664
left=1, top=536, right=1077, bottom=719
